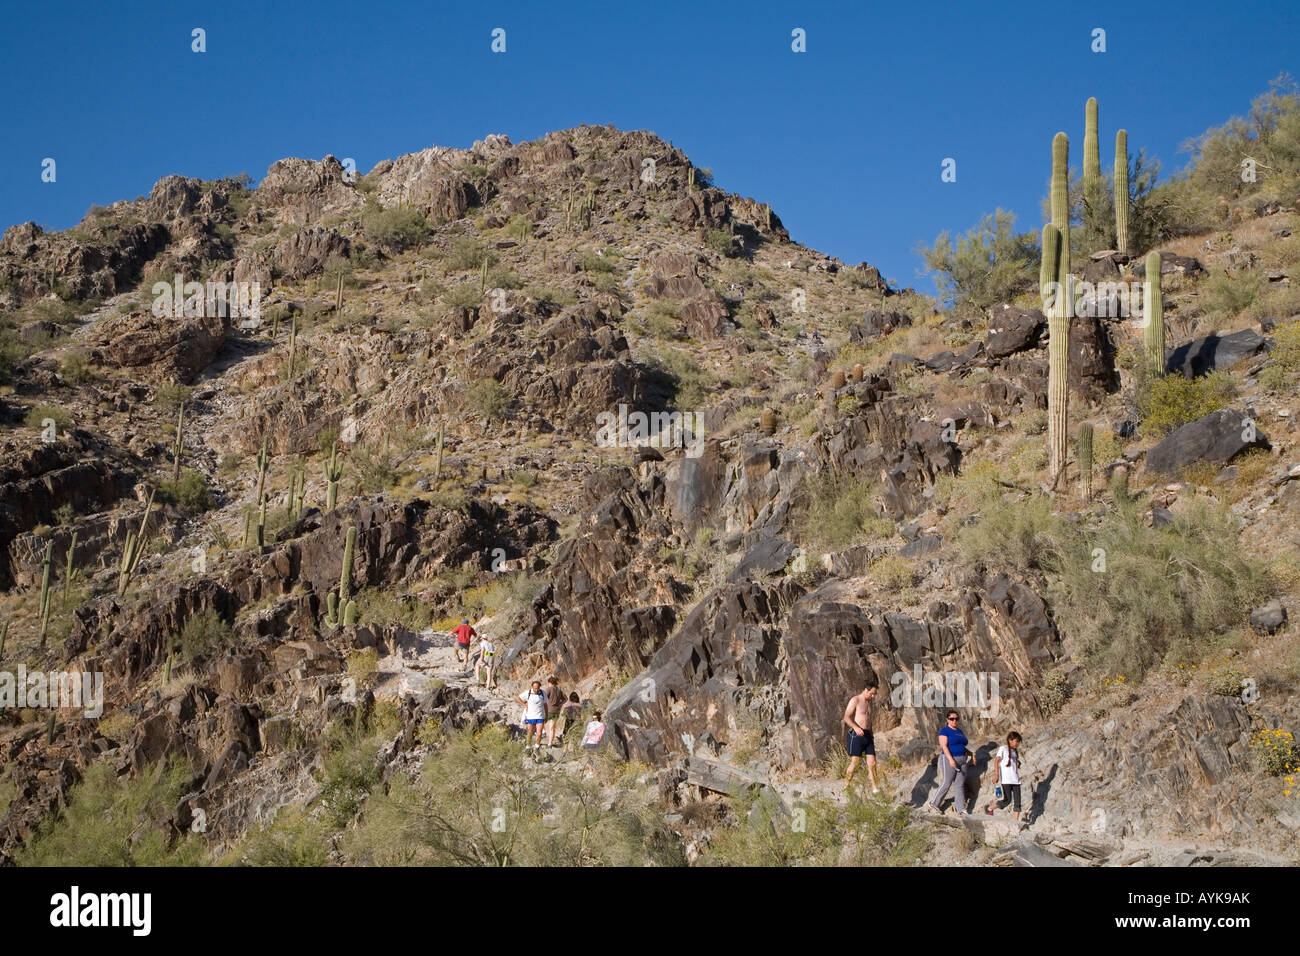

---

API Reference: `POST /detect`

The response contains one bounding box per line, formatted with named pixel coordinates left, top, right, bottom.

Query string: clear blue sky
left=2, top=0, right=1296, bottom=293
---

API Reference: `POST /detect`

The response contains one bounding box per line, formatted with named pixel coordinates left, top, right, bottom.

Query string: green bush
left=443, top=237, right=495, bottom=273
left=1271, top=320, right=1300, bottom=372
left=465, top=378, right=510, bottom=422
left=157, top=469, right=213, bottom=513
left=706, top=229, right=739, bottom=258
left=1139, top=370, right=1235, bottom=436
left=959, top=490, right=1268, bottom=679
left=644, top=349, right=715, bottom=408
left=174, top=609, right=235, bottom=662
left=340, top=723, right=679, bottom=866
left=915, top=209, right=1038, bottom=311
left=706, top=789, right=928, bottom=866
left=228, top=807, right=331, bottom=866
left=16, top=760, right=205, bottom=866
left=798, top=472, right=892, bottom=552
left=361, top=203, right=429, bottom=252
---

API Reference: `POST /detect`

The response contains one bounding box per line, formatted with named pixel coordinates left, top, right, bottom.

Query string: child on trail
left=518, top=680, right=547, bottom=751
left=581, top=710, right=606, bottom=772
left=985, top=731, right=1024, bottom=820
left=452, top=618, right=476, bottom=664
left=477, top=634, right=497, bottom=689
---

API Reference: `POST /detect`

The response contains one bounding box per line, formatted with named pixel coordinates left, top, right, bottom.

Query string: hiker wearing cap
left=452, top=617, right=476, bottom=664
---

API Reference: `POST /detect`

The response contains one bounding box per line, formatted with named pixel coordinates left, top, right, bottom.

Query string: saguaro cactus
left=343, top=600, right=358, bottom=626
left=38, top=540, right=53, bottom=647
left=434, top=423, right=445, bottom=483
left=831, top=368, right=846, bottom=390
left=340, top=526, right=356, bottom=605
left=0, top=620, right=8, bottom=662
left=1114, top=129, right=1130, bottom=257
left=117, top=486, right=157, bottom=595
left=1143, top=251, right=1165, bottom=376
left=324, top=441, right=343, bottom=510
left=1078, top=423, right=1094, bottom=501
left=1083, top=98, right=1101, bottom=197
left=1047, top=132, right=1073, bottom=486
left=1042, top=223, right=1069, bottom=484
left=256, top=492, right=267, bottom=547
left=172, top=403, right=186, bottom=483
left=1050, top=132, right=1072, bottom=313
left=63, top=530, right=78, bottom=604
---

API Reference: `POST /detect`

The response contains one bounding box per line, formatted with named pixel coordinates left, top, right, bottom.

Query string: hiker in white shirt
left=984, top=731, right=1024, bottom=820
left=518, top=680, right=547, bottom=751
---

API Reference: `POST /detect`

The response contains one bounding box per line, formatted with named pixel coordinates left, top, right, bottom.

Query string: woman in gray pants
left=930, top=710, right=971, bottom=815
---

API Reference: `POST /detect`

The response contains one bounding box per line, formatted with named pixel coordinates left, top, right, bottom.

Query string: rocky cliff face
left=1, top=123, right=1296, bottom=866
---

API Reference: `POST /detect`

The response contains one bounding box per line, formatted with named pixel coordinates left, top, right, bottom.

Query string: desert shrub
left=157, top=470, right=213, bottom=513
left=16, top=760, right=205, bottom=866
left=796, top=472, right=893, bottom=552
left=707, top=790, right=927, bottom=867
left=319, top=720, right=384, bottom=829
left=871, top=556, right=917, bottom=591
left=1038, top=670, right=1072, bottom=717
left=577, top=250, right=620, bottom=273
left=443, top=237, right=495, bottom=272
left=643, top=298, right=683, bottom=339
left=915, top=209, right=1038, bottom=311
left=228, top=807, right=331, bottom=866
left=1205, top=663, right=1249, bottom=697
left=1139, top=370, right=1235, bottom=436
left=465, top=378, right=510, bottom=422
left=1271, top=320, right=1300, bottom=372
left=349, top=441, right=404, bottom=493
left=706, top=229, right=740, bottom=258
left=960, top=490, right=1266, bottom=678
left=1203, top=272, right=1265, bottom=323
left=58, top=353, right=97, bottom=385
left=441, top=283, right=482, bottom=310
left=341, top=724, right=680, bottom=866
left=361, top=203, right=428, bottom=252
left=1250, top=729, right=1300, bottom=776
left=174, top=609, right=234, bottom=662
left=643, top=349, right=715, bottom=409
left=23, top=403, right=71, bottom=432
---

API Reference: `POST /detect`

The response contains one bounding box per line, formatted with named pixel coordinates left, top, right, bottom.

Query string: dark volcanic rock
left=1145, top=408, right=1270, bottom=477
left=1165, top=329, right=1269, bottom=377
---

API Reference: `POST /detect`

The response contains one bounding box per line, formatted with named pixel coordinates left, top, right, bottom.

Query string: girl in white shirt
left=984, top=731, right=1023, bottom=820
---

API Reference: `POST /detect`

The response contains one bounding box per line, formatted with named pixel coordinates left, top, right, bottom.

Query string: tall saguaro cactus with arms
left=1046, top=132, right=1072, bottom=484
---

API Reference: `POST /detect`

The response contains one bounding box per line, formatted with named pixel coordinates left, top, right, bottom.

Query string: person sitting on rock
left=985, top=731, right=1023, bottom=821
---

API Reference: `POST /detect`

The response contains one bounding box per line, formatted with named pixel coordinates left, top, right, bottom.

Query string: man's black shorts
left=846, top=729, right=874, bottom=757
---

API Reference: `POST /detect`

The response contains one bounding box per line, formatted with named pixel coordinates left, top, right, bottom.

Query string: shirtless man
left=842, top=683, right=880, bottom=792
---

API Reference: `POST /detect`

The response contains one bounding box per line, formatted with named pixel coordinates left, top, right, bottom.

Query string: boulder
left=985, top=305, right=1045, bottom=359
left=1165, top=328, right=1269, bottom=377
left=1250, top=599, right=1287, bottom=635
left=1144, top=408, right=1270, bottom=477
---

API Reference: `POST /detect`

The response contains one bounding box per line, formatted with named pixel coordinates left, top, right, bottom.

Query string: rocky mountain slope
left=1, top=119, right=1298, bottom=866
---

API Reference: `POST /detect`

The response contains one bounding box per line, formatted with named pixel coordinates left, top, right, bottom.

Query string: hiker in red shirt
left=451, top=618, right=476, bottom=664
